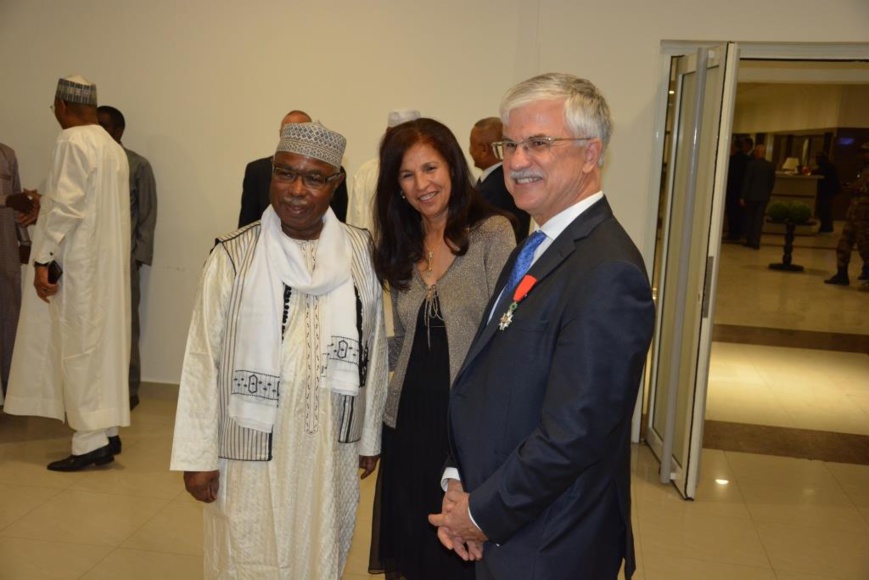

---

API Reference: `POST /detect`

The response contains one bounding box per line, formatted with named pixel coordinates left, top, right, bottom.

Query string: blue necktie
left=494, top=230, right=546, bottom=317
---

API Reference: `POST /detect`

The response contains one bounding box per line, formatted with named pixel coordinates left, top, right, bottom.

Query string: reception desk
left=763, top=173, right=821, bottom=234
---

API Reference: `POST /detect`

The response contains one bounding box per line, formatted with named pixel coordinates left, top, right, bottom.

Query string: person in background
left=469, top=117, right=530, bottom=242
left=97, top=105, right=157, bottom=411
left=5, top=75, right=131, bottom=471
left=347, top=109, right=421, bottom=235
left=238, top=110, right=349, bottom=226
left=369, top=118, right=514, bottom=579
left=740, top=143, right=776, bottom=249
left=0, top=143, right=34, bottom=399
left=824, top=142, right=869, bottom=289
left=812, top=151, right=840, bottom=234
left=724, top=137, right=747, bottom=241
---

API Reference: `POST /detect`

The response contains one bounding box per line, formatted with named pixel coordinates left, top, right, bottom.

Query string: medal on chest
left=498, top=275, right=538, bottom=331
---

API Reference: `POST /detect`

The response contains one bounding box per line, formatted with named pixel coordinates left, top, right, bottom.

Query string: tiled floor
left=707, top=343, right=869, bottom=435
left=1, top=397, right=868, bottom=579
left=708, top=228, right=869, bottom=437
left=712, top=230, right=867, bottom=335
left=0, top=227, right=866, bottom=579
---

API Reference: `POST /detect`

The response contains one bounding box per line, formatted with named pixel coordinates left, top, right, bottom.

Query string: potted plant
left=767, top=201, right=813, bottom=272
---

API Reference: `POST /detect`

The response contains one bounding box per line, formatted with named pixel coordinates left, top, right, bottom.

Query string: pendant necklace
left=423, top=248, right=435, bottom=279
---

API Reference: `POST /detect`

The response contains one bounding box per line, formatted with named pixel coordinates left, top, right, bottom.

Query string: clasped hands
left=427, top=479, right=487, bottom=562
left=7, top=190, right=40, bottom=226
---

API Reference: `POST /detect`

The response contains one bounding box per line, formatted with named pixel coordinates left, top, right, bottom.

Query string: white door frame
left=640, top=41, right=869, bottom=497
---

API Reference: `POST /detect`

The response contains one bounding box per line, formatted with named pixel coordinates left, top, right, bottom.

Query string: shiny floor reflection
left=1, top=386, right=867, bottom=579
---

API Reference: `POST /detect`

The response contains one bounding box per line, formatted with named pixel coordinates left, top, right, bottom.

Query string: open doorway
left=703, top=59, right=869, bottom=464
left=642, top=43, right=869, bottom=498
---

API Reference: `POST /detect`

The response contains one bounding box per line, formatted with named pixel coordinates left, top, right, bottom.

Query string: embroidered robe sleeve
left=358, top=264, right=389, bottom=458
left=170, top=245, right=234, bottom=471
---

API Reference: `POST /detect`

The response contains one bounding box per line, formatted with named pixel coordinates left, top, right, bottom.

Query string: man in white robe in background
left=5, top=75, right=131, bottom=471
left=347, top=108, right=420, bottom=234
left=171, top=122, right=388, bottom=579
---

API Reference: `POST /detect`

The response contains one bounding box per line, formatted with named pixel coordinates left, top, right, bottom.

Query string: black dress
left=370, top=293, right=475, bottom=580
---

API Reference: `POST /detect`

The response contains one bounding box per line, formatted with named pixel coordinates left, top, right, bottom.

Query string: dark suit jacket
left=237, top=156, right=349, bottom=227
left=741, top=157, right=776, bottom=203
left=478, top=165, right=531, bottom=242
left=448, top=198, right=654, bottom=580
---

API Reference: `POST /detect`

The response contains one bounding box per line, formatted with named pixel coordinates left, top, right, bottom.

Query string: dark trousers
left=129, top=263, right=141, bottom=398
left=725, top=196, right=743, bottom=240
left=816, top=194, right=835, bottom=232
left=836, top=200, right=869, bottom=269
left=743, top=200, right=769, bottom=247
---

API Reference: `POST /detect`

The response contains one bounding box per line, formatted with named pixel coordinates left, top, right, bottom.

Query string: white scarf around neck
left=229, top=206, right=361, bottom=432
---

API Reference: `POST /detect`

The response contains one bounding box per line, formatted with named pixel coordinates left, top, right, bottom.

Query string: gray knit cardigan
left=383, top=215, right=515, bottom=427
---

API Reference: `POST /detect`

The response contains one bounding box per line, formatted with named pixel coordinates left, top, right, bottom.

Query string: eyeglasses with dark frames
left=491, top=136, right=592, bottom=160
left=272, top=165, right=342, bottom=189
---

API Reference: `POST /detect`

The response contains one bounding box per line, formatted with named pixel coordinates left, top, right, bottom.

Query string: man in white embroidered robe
left=171, top=122, right=388, bottom=579
left=5, top=75, right=131, bottom=471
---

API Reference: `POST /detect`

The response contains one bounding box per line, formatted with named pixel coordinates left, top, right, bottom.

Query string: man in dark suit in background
left=469, top=117, right=530, bottom=242
left=430, top=73, right=655, bottom=579
left=740, top=143, right=776, bottom=249
left=724, top=137, right=748, bottom=241
left=238, top=110, right=349, bottom=226
left=97, top=105, right=158, bottom=411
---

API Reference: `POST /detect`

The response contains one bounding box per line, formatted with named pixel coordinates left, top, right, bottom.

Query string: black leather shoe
left=129, top=395, right=140, bottom=411
left=46, top=445, right=114, bottom=472
left=108, top=435, right=122, bottom=455
left=824, top=273, right=849, bottom=286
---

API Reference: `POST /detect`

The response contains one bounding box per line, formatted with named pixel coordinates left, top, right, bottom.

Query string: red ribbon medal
left=498, top=275, right=538, bottom=331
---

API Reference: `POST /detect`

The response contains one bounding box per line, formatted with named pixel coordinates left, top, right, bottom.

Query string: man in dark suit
left=470, top=117, right=531, bottom=242
left=740, top=143, right=776, bottom=249
left=429, top=73, right=655, bottom=579
left=237, top=110, right=349, bottom=226
left=724, top=138, right=748, bottom=241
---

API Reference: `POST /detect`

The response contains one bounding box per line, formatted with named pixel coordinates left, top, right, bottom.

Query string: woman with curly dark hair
left=369, top=118, right=515, bottom=579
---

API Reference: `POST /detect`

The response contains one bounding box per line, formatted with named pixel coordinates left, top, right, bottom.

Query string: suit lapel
left=454, top=199, right=614, bottom=386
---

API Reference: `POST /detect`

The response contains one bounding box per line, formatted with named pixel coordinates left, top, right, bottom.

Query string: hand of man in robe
left=359, top=454, right=379, bottom=479
left=428, top=479, right=485, bottom=561
left=33, top=266, right=59, bottom=303
left=16, top=189, right=40, bottom=226
left=16, top=209, right=38, bottom=227
left=184, top=470, right=220, bottom=503
left=5, top=192, right=34, bottom=214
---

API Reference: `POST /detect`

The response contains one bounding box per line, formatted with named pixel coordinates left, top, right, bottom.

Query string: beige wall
left=2, top=0, right=868, bottom=383
left=733, top=84, right=869, bottom=133
left=839, top=85, right=869, bottom=126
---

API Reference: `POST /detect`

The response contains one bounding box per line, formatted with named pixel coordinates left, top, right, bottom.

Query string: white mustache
left=510, top=171, right=542, bottom=180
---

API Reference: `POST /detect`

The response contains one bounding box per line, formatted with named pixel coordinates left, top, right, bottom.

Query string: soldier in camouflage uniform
left=825, top=142, right=869, bottom=291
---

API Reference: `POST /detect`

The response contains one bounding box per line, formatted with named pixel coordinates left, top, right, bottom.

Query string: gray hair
left=500, top=73, right=612, bottom=167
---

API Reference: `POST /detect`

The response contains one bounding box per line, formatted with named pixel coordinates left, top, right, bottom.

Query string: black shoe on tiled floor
left=109, top=435, right=122, bottom=455
left=824, top=272, right=849, bottom=286
left=46, top=445, right=114, bottom=472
